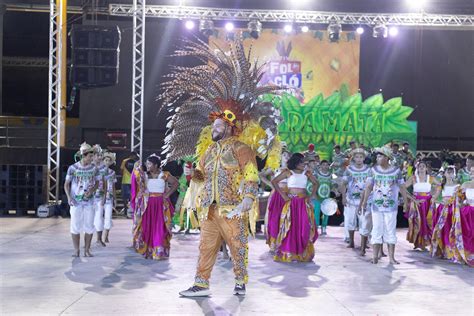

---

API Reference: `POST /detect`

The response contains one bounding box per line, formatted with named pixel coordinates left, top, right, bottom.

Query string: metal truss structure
left=131, top=0, right=146, bottom=159
left=418, top=150, right=474, bottom=160
left=46, top=0, right=63, bottom=202
left=108, top=4, right=474, bottom=29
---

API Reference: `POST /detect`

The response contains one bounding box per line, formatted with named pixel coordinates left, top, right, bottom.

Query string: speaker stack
left=70, top=25, right=121, bottom=88
left=0, top=165, right=46, bottom=216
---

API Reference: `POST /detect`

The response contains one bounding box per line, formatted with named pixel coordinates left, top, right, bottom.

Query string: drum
left=321, top=198, right=338, bottom=216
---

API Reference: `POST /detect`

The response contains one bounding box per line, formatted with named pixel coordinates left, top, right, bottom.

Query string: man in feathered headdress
left=158, top=36, right=281, bottom=297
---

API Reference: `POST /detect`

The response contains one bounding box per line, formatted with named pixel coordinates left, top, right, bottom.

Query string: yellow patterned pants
left=194, top=205, right=249, bottom=288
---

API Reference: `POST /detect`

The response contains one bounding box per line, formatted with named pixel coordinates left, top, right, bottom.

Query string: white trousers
left=104, top=202, right=113, bottom=230
left=371, top=211, right=397, bottom=244
left=344, top=204, right=358, bottom=231
left=358, top=210, right=373, bottom=237
left=93, top=200, right=104, bottom=232
left=70, top=203, right=95, bottom=234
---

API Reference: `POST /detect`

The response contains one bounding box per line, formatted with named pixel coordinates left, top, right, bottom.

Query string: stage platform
left=1, top=218, right=473, bottom=315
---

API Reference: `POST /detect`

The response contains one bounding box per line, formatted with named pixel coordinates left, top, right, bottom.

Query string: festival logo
left=261, top=41, right=304, bottom=101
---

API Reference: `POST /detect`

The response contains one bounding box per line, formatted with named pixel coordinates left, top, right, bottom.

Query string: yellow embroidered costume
left=158, top=36, right=281, bottom=290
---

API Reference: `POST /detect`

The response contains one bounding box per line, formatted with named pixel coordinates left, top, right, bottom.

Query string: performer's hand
left=241, top=197, right=254, bottom=212
left=68, top=198, right=77, bottom=207
left=282, top=194, right=291, bottom=202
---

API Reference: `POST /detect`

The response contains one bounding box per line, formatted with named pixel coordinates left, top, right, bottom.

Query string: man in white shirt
left=64, top=143, right=99, bottom=257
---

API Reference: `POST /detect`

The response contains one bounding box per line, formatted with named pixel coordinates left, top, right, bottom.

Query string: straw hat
left=103, top=151, right=116, bottom=165
left=351, top=148, right=368, bottom=158
left=92, top=144, right=103, bottom=155
left=374, top=145, right=393, bottom=159
left=79, top=142, right=94, bottom=155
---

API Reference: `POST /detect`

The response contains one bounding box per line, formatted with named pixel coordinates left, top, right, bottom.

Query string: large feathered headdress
left=158, top=35, right=282, bottom=167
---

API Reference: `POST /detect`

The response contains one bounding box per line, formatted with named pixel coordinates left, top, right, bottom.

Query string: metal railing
left=0, top=116, right=48, bottom=148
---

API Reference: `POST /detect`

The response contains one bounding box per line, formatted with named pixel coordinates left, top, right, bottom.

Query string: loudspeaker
left=70, top=25, right=121, bottom=88
left=0, top=165, right=46, bottom=215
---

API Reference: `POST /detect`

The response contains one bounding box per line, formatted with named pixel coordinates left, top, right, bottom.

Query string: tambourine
left=321, top=198, right=338, bottom=216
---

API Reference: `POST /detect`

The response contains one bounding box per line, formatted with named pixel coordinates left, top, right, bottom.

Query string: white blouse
left=442, top=185, right=458, bottom=198
left=287, top=171, right=307, bottom=189
left=413, top=174, right=431, bottom=193
left=147, top=172, right=166, bottom=193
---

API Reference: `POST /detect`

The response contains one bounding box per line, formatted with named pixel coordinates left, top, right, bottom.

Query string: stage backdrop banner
left=211, top=29, right=416, bottom=159
left=261, top=91, right=418, bottom=160
left=212, top=29, right=360, bottom=102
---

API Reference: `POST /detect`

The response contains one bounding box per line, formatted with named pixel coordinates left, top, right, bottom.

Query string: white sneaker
left=179, top=285, right=211, bottom=297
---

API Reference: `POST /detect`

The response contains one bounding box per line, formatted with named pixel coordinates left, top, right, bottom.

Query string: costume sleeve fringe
left=264, top=135, right=282, bottom=171
left=195, top=126, right=213, bottom=161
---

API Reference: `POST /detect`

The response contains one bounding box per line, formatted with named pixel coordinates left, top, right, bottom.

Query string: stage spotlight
left=199, top=19, right=214, bottom=37
left=225, top=22, right=234, bottom=32
left=301, top=25, right=309, bottom=33
left=327, top=22, right=342, bottom=42
left=184, top=20, right=195, bottom=30
left=389, top=27, right=399, bottom=37
left=406, top=0, right=427, bottom=10
left=284, top=24, right=293, bottom=33
left=356, top=26, right=364, bottom=35
left=372, top=24, right=388, bottom=38
left=248, top=20, right=262, bottom=39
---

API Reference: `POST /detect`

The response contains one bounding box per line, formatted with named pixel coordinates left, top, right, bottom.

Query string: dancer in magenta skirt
left=131, top=155, right=179, bottom=260
left=431, top=166, right=459, bottom=260
left=271, top=153, right=319, bottom=262
left=459, top=165, right=474, bottom=266
left=260, top=150, right=291, bottom=252
left=404, top=161, right=439, bottom=250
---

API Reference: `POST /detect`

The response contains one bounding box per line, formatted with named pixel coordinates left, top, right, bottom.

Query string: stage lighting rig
left=389, top=27, right=399, bottom=37
left=184, top=20, right=195, bottom=30
left=225, top=22, right=234, bottom=32
left=406, top=0, right=427, bottom=10
left=327, top=21, right=342, bottom=42
left=199, top=19, right=214, bottom=36
left=372, top=24, right=388, bottom=38
left=248, top=20, right=262, bottom=39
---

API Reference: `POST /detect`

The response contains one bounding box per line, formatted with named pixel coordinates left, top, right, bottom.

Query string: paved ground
left=1, top=217, right=473, bottom=315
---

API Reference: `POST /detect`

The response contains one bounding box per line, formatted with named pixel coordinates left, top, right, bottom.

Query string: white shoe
left=179, top=286, right=211, bottom=297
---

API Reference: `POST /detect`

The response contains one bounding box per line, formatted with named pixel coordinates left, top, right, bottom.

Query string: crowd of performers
left=64, top=143, right=118, bottom=257
left=63, top=37, right=473, bottom=298
left=262, top=142, right=474, bottom=267
left=64, top=142, right=180, bottom=259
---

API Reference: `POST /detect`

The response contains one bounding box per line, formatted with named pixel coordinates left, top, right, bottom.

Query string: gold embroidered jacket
left=194, top=137, right=259, bottom=219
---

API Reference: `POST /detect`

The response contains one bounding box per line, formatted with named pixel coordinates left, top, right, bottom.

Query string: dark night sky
left=2, top=1, right=474, bottom=150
